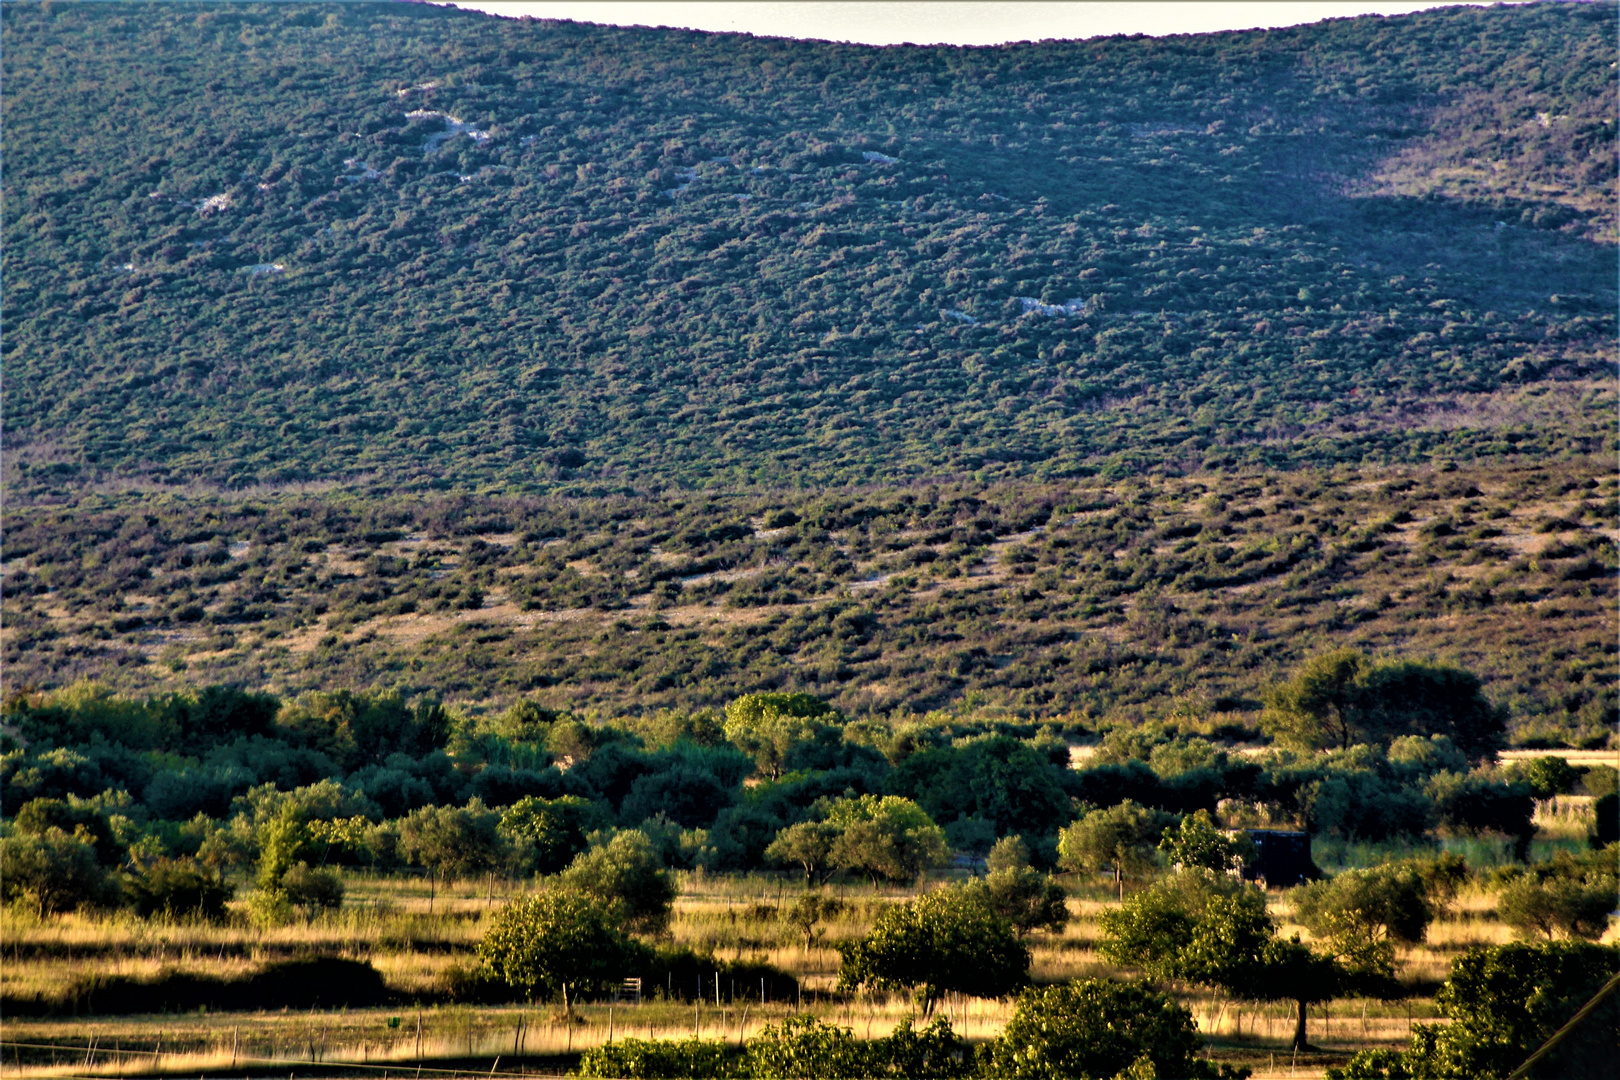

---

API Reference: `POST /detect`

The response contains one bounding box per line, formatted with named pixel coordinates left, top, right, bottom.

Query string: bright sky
left=437, top=2, right=1476, bottom=46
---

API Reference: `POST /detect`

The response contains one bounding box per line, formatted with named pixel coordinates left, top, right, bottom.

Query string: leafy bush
left=578, top=1037, right=733, bottom=1079
left=1329, top=942, right=1620, bottom=1080
left=987, top=979, right=1248, bottom=1079
left=124, top=857, right=233, bottom=921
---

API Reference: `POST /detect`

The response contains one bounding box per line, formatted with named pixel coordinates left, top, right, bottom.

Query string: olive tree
left=837, top=885, right=1029, bottom=1015
left=1291, top=863, right=1433, bottom=989
left=1100, top=869, right=1341, bottom=1051
left=1329, top=942, right=1620, bottom=1080
left=0, top=830, right=115, bottom=917
left=966, top=838, right=1069, bottom=937
left=477, top=889, right=643, bottom=1015
left=1057, top=800, right=1177, bottom=897
left=824, top=795, right=948, bottom=885
left=722, top=692, right=838, bottom=780
left=556, top=829, right=677, bottom=935
left=764, top=820, right=839, bottom=885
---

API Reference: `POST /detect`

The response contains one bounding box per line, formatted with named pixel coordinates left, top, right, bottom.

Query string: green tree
left=556, top=829, right=677, bottom=935
left=765, top=820, right=839, bottom=885
left=722, top=692, right=838, bottom=780
left=965, top=865, right=1070, bottom=937
left=1262, top=648, right=1366, bottom=752
left=477, top=889, right=644, bottom=1016
left=1329, top=942, right=1620, bottom=1080
left=986, top=979, right=1243, bottom=1079
left=1498, top=874, right=1616, bottom=941
left=1263, top=651, right=1503, bottom=759
left=986, top=834, right=1032, bottom=874
left=1057, top=801, right=1176, bottom=896
left=1159, top=809, right=1254, bottom=873
left=0, top=829, right=115, bottom=917
left=1291, top=863, right=1434, bottom=989
left=784, top=892, right=842, bottom=951
left=837, top=885, right=1029, bottom=1015
left=125, top=857, right=234, bottom=921
left=256, top=805, right=315, bottom=893
left=824, top=794, right=949, bottom=885
left=398, top=798, right=506, bottom=883
left=499, top=795, right=603, bottom=874
left=1100, top=870, right=1341, bottom=1051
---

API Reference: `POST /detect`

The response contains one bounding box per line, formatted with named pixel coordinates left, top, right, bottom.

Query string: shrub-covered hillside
left=2, top=2, right=1614, bottom=495
left=5, top=458, right=1613, bottom=746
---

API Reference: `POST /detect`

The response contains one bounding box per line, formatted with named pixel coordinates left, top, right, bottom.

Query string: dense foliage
left=1328, top=941, right=1620, bottom=1080
left=3, top=3, right=1614, bottom=499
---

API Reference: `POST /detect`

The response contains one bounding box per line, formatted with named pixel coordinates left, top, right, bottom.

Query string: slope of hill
left=5, top=456, right=1614, bottom=746
left=2, top=1, right=1614, bottom=497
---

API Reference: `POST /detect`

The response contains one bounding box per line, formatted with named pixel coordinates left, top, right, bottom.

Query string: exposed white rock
left=940, top=308, right=978, bottom=325
left=242, top=263, right=285, bottom=275
left=406, top=109, right=492, bottom=155
left=862, top=150, right=898, bottom=164
left=1016, top=296, right=1090, bottom=317
left=340, top=158, right=381, bottom=181
left=197, top=193, right=232, bottom=215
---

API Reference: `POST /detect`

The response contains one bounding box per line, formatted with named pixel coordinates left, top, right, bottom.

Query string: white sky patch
left=435, top=2, right=1480, bottom=46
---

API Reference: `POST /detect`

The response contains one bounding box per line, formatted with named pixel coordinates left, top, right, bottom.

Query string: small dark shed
left=1241, top=829, right=1317, bottom=888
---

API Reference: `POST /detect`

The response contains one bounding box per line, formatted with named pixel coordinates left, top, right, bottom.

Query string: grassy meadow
left=7, top=812, right=1613, bottom=1080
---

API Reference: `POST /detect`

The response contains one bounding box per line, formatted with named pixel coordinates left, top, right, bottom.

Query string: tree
left=824, top=795, right=949, bottom=885
left=1263, top=651, right=1504, bottom=759
left=965, top=840, right=1069, bottom=937
left=986, top=834, right=1032, bottom=874
left=398, top=799, right=506, bottom=882
left=722, top=692, right=838, bottom=780
left=556, top=829, right=677, bottom=935
left=1496, top=853, right=1617, bottom=941
left=785, top=892, right=843, bottom=951
left=477, top=889, right=643, bottom=1016
left=986, top=979, right=1241, bottom=1080
left=125, top=857, right=234, bottom=921
left=966, top=867, right=1069, bottom=936
left=766, top=821, right=840, bottom=885
left=1100, top=869, right=1341, bottom=1051
left=886, top=736, right=1072, bottom=837
left=1057, top=801, right=1176, bottom=896
left=1262, top=648, right=1366, bottom=752
left=13, top=797, right=122, bottom=865
left=1329, top=942, right=1620, bottom=1080
left=1291, top=863, right=1434, bottom=989
left=0, top=830, right=115, bottom=917
left=837, top=885, right=1029, bottom=1015
left=1159, top=809, right=1254, bottom=873
left=499, top=795, right=603, bottom=874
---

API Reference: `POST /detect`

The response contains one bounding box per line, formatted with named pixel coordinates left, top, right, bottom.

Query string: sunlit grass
left=0, top=859, right=1557, bottom=1080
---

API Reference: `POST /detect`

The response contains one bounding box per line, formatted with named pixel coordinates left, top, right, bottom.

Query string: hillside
left=5, top=456, right=1614, bottom=746
left=2, top=1, right=1615, bottom=497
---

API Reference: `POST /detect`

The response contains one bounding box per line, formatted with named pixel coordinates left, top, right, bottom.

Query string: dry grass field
left=9, top=843, right=1609, bottom=1080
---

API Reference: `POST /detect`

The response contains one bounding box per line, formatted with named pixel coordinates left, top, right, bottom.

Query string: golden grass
left=0, top=866, right=1551, bottom=1080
